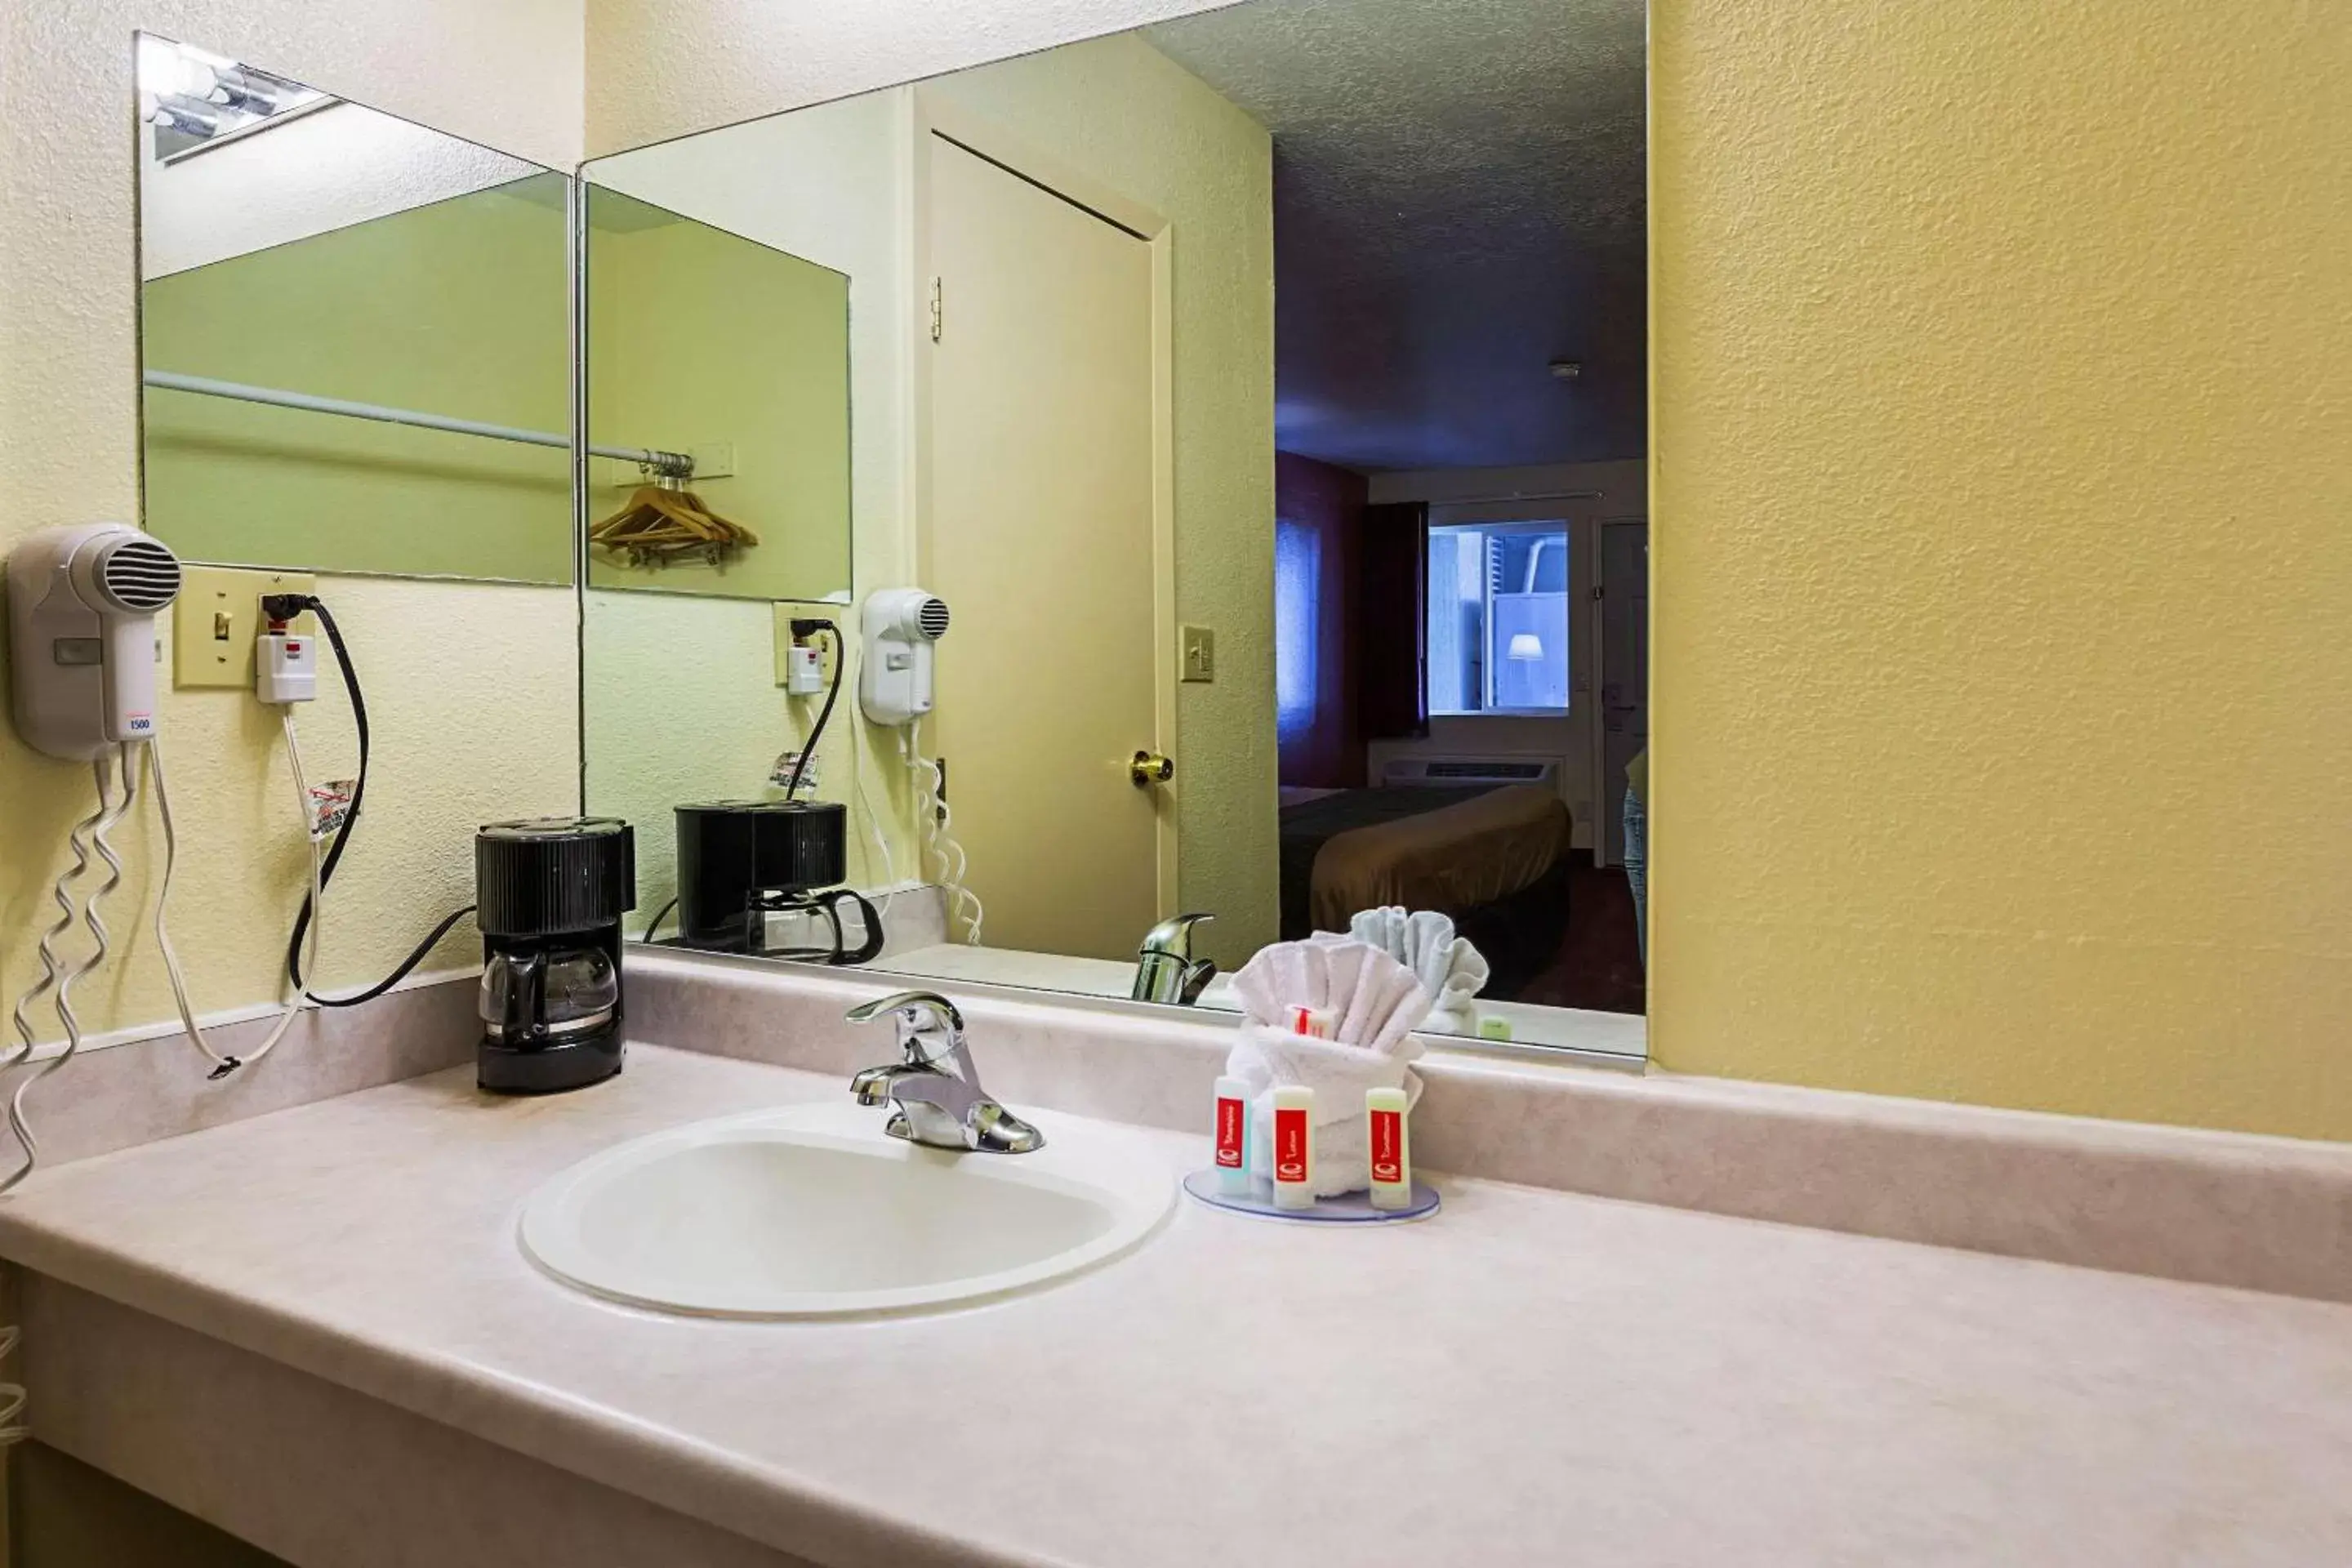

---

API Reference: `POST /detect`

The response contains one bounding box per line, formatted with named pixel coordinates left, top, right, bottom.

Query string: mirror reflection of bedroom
left=1229, top=0, right=1648, bottom=1022
left=584, top=0, right=1649, bottom=1058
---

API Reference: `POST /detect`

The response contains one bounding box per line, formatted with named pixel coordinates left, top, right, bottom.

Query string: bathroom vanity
left=5, top=0, right=2345, bottom=1561
left=2, top=958, right=2349, bottom=1567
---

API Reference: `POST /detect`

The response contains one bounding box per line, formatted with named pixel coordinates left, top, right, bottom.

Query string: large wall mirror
left=136, top=33, right=575, bottom=584
left=582, top=0, right=1649, bottom=1062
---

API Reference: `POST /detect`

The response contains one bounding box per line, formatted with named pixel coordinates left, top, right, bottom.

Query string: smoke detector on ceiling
left=1548, top=360, right=1582, bottom=381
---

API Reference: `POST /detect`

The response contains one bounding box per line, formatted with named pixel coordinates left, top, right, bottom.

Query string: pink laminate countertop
left=1, top=1045, right=2348, bottom=1568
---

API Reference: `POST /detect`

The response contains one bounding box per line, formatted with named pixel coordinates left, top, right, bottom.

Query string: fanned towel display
left=1323, top=906, right=1490, bottom=1036
left=1224, top=940, right=1428, bottom=1196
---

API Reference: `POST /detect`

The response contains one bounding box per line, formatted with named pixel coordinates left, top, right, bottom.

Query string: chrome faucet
left=844, top=990, right=1044, bottom=1154
left=1132, top=912, right=1218, bottom=1005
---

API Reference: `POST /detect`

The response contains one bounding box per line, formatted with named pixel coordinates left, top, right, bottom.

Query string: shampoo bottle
left=1213, top=1075, right=1251, bottom=1195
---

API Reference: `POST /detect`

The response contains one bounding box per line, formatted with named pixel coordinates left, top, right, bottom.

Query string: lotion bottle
left=1271, top=1085, right=1315, bottom=1209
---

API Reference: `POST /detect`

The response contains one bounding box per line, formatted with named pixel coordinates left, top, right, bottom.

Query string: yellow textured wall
left=1650, top=0, right=2352, bottom=1137
left=1, top=0, right=583, bottom=1042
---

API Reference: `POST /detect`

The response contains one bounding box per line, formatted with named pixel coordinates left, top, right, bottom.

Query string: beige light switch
left=172, top=566, right=314, bottom=690
left=1180, top=624, right=1215, bottom=683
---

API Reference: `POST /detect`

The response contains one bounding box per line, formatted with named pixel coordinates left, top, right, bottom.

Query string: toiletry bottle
left=1214, top=1074, right=1251, bottom=1195
left=1271, top=1085, right=1315, bottom=1209
left=1365, top=1086, right=1412, bottom=1210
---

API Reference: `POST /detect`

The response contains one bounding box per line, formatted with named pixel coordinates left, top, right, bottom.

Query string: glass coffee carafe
left=479, top=942, right=620, bottom=1046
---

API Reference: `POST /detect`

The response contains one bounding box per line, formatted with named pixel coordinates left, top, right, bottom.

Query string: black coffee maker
left=475, top=817, right=635, bottom=1094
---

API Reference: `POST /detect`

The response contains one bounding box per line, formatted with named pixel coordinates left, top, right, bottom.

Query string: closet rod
left=143, top=370, right=694, bottom=479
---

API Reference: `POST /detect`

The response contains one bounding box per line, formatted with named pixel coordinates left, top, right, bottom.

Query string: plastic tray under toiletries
left=1182, top=1170, right=1441, bottom=1223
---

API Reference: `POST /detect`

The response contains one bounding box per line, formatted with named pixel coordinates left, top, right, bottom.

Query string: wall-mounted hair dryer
left=858, top=588, right=951, bottom=726
left=7, top=523, right=183, bottom=761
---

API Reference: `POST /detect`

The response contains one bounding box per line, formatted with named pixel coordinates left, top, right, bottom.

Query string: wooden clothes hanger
left=589, top=466, right=762, bottom=568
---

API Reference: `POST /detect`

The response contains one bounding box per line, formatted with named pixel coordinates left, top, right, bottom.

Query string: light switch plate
left=173, top=566, right=315, bottom=690
left=1180, top=623, right=1215, bottom=683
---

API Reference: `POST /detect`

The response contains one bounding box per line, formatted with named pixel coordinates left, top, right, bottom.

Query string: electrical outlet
left=773, top=602, right=843, bottom=688
left=1180, top=624, right=1216, bottom=684
left=173, top=566, right=315, bottom=690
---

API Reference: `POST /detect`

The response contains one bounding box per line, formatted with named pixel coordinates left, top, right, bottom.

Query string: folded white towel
left=1230, top=938, right=1431, bottom=1054
left=1225, top=940, right=1427, bottom=1196
left=1324, top=906, right=1490, bottom=1036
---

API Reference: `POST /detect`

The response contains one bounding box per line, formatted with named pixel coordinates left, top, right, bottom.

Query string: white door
left=924, top=134, right=1164, bottom=960
left=1596, top=518, right=1649, bottom=866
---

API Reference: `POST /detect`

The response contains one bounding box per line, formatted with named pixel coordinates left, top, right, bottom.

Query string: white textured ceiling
left=1148, top=0, right=1646, bottom=471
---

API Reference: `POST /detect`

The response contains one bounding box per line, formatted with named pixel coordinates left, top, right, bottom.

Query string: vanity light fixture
left=137, top=35, right=328, bottom=161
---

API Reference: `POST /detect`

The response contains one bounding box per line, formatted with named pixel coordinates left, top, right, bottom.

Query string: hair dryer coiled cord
left=0, top=753, right=134, bottom=1197
left=902, top=727, right=984, bottom=946
left=0, top=750, right=100, bottom=1443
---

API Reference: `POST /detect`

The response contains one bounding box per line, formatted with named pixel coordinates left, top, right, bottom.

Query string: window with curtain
left=1426, top=522, right=1570, bottom=715
left=1274, top=517, right=1321, bottom=742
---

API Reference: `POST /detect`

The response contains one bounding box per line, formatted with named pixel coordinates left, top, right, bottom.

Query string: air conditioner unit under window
left=1381, top=756, right=1561, bottom=790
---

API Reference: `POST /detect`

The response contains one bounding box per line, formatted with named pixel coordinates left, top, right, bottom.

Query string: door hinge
left=929, top=276, right=942, bottom=343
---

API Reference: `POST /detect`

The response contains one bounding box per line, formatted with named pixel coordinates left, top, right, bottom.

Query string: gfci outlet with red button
left=256, top=627, right=318, bottom=703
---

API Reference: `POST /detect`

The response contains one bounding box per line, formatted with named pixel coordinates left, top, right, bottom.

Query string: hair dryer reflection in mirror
left=858, top=587, right=950, bottom=726
left=856, top=588, right=980, bottom=944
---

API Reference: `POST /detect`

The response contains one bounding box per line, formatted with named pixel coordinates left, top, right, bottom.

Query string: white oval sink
left=519, top=1101, right=1173, bottom=1318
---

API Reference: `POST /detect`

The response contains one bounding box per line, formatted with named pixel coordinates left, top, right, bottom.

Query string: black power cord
left=262, top=593, right=474, bottom=1009
left=642, top=898, right=679, bottom=942
left=782, top=620, right=844, bottom=801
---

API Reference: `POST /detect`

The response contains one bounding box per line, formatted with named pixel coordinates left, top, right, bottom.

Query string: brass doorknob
left=1130, top=751, right=1174, bottom=788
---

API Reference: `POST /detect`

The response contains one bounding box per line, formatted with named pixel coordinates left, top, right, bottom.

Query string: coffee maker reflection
left=674, top=800, right=882, bottom=964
